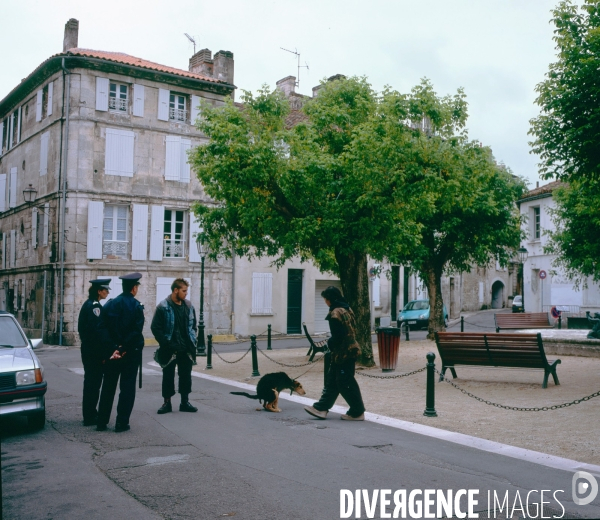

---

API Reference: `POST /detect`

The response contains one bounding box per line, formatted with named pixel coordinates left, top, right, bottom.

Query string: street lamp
left=23, top=184, right=37, bottom=204
left=517, top=246, right=529, bottom=312
left=196, top=229, right=210, bottom=357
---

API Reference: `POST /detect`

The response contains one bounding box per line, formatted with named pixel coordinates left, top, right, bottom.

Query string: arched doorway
left=491, top=280, right=504, bottom=309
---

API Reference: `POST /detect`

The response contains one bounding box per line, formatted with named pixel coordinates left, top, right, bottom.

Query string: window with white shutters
left=40, top=131, right=49, bottom=176
left=36, top=90, right=43, bottom=122
left=163, top=209, right=187, bottom=258
left=165, top=136, right=191, bottom=182
left=96, top=77, right=109, bottom=111
left=47, top=82, right=53, bottom=116
left=0, top=173, right=6, bottom=212
left=252, top=273, right=273, bottom=314
left=109, top=82, right=128, bottom=112
left=9, top=167, right=17, bottom=208
left=102, top=204, right=128, bottom=259
left=149, top=205, right=165, bottom=261
left=169, top=93, right=187, bottom=122
left=105, top=128, right=134, bottom=177
left=131, top=204, right=148, bottom=260
left=157, top=89, right=169, bottom=121
left=132, top=84, right=144, bottom=117
left=188, top=214, right=202, bottom=263
left=190, top=95, right=201, bottom=125
left=87, top=201, right=104, bottom=260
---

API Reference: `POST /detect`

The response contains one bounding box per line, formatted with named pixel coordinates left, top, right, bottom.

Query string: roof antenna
left=184, top=33, right=197, bottom=54
left=280, top=47, right=309, bottom=88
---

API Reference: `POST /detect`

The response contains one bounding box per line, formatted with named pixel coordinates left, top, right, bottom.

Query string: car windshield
left=404, top=300, right=429, bottom=311
left=0, top=316, right=28, bottom=347
left=514, top=296, right=522, bottom=303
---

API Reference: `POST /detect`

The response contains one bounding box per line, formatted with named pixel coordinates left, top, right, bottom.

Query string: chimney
left=213, top=50, right=234, bottom=85
left=189, top=49, right=213, bottom=77
left=276, top=76, right=296, bottom=96
left=536, top=181, right=539, bottom=188
left=63, top=18, right=79, bottom=52
left=312, top=84, right=323, bottom=98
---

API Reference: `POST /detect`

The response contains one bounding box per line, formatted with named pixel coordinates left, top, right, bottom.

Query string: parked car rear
left=0, top=311, right=46, bottom=430
left=512, top=295, right=524, bottom=313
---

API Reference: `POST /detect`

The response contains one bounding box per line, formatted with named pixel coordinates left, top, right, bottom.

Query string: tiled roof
left=521, top=180, right=567, bottom=200
left=285, top=109, right=308, bottom=129
left=63, top=48, right=229, bottom=85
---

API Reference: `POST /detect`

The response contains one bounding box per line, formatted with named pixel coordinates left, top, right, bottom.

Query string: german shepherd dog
left=230, top=372, right=306, bottom=412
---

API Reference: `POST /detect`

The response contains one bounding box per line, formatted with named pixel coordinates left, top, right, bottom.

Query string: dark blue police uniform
left=96, top=273, right=145, bottom=432
left=77, top=279, right=114, bottom=425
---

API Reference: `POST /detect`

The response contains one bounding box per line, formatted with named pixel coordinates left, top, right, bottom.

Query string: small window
left=533, top=207, right=541, bottom=240
left=163, top=209, right=186, bottom=258
left=103, top=205, right=129, bottom=259
left=169, top=93, right=187, bottom=122
left=109, top=82, right=128, bottom=112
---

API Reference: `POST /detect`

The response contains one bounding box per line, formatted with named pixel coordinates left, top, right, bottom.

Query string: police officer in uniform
left=77, top=278, right=114, bottom=426
left=96, top=273, right=145, bottom=432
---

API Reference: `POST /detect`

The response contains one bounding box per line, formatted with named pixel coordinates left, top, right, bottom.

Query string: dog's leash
left=291, top=354, right=326, bottom=384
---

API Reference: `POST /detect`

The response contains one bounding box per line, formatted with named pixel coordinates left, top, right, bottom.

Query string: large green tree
left=348, top=81, right=526, bottom=337
left=530, top=0, right=600, bottom=280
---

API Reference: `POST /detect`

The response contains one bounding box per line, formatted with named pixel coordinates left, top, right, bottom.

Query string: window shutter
left=0, top=121, right=3, bottom=155
left=40, top=131, right=49, bottom=176
left=10, top=230, right=16, bottom=267
left=181, top=139, right=191, bottom=183
left=95, top=77, right=109, bottom=111
left=188, top=213, right=201, bottom=263
left=32, top=207, right=38, bottom=249
left=131, top=204, right=148, bottom=260
left=165, top=136, right=181, bottom=180
left=132, top=84, right=144, bottom=117
left=0, top=173, right=6, bottom=212
left=13, top=282, right=18, bottom=309
left=157, top=88, right=170, bottom=121
left=8, top=113, right=14, bottom=150
left=87, top=201, right=104, bottom=259
left=105, top=128, right=135, bottom=177
left=252, top=273, right=273, bottom=314
left=190, top=95, right=201, bottom=125
left=1, top=233, right=5, bottom=269
left=36, top=90, right=43, bottom=122
left=149, top=205, right=165, bottom=261
left=9, top=167, right=17, bottom=208
left=42, top=203, right=49, bottom=246
left=47, top=82, right=53, bottom=116
left=16, top=107, right=21, bottom=144
left=20, top=279, right=26, bottom=311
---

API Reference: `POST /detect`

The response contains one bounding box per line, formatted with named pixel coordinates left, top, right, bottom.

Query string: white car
left=0, top=311, right=46, bottom=429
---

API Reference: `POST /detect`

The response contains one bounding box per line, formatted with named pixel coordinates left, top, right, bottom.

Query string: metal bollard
left=558, top=315, right=562, bottom=330
left=460, top=316, right=464, bottom=332
left=251, top=335, right=260, bottom=377
left=267, top=324, right=272, bottom=350
left=206, top=334, right=213, bottom=369
left=423, top=352, right=438, bottom=417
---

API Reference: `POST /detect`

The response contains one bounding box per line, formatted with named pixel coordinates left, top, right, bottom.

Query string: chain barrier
left=290, top=356, right=327, bottom=380
left=452, top=320, right=495, bottom=330
left=211, top=344, right=252, bottom=364
left=357, top=366, right=427, bottom=379
left=435, top=368, right=600, bottom=411
left=256, top=346, right=326, bottom=367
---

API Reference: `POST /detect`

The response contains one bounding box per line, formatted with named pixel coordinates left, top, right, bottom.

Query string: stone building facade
left=0, top=19, right=236, bottom=344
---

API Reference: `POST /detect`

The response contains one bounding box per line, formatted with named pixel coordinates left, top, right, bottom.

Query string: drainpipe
left=230, top=249, right=235, bottom=335
left=58, top=58, right=70, bottom=346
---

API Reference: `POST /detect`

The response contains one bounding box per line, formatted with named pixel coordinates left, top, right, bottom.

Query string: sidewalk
left=194, top=338, right=600, bottom=466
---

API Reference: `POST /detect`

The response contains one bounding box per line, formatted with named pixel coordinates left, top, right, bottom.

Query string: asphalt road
left=2, top=341, right=599, bottom=520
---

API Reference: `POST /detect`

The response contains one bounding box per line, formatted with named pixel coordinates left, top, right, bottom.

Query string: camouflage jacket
left=326, top=305, right=361, bottom=364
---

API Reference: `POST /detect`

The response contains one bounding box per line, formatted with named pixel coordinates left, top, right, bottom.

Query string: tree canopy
left=530, top=0, right=600, bottom=281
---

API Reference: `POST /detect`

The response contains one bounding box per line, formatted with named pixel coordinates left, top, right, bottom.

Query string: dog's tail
left=230, top=391, right=260, bottom=400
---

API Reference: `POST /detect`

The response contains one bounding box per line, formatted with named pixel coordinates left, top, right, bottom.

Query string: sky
left=1, top=0, right=562, bottom=188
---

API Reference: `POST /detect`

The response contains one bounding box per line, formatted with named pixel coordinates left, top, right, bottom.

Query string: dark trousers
left=162, top=352, right=193, bottom=400
left=313, top=358, right=365, bottom=417
left=97, top=350, right=141, bottom=426
left=81, top=356, right=103, bottom=421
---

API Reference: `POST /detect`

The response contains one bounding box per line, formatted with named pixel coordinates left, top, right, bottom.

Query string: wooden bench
left=302, top=322, right=329, bottom=361
left=494, top=312, right=554, bottom=333
left=434, top=332, right=561, bottom=388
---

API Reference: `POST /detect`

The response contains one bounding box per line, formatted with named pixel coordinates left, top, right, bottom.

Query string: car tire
left=28, top=410, right=45, bottom=430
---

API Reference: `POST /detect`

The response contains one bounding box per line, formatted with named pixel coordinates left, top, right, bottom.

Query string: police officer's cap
left=89, top=278, right=111, bottom=290
left=119, top=272, right=142, bottom=285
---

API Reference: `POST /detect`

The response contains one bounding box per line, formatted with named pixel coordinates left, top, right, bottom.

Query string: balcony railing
left=109, top=97, right=128, bottom=112
left=164, top=239, right=185, bottom=258
left=103, top=240, right=128, bottom=258
left=169, top=107, right=187, bottom=122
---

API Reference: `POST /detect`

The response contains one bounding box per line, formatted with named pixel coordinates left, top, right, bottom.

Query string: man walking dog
left=304, top=286, right=366, bottom=421
left=151, top=278, right=198, bottom=414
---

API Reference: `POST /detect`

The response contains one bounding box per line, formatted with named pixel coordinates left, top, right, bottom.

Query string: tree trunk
left=425, top=263, right=446, bottom=340
left=335, top=249, right=375, bottom=367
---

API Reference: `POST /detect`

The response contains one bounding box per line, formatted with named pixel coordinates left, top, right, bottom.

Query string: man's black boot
left=157, top=400, right=172, bottom=414
left=179, top=401, right=198, bottom=413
